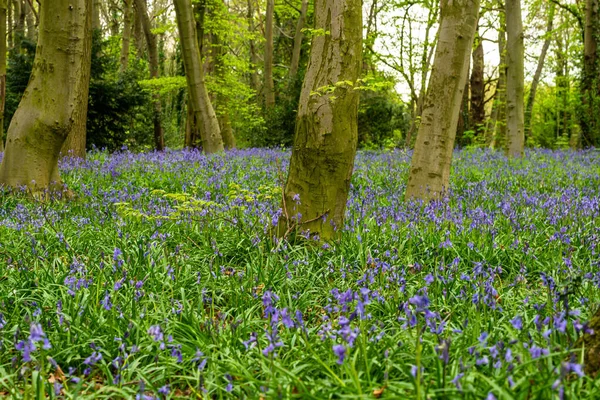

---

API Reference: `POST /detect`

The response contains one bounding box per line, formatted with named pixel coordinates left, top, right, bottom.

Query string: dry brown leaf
left=373, top=386, right=386, bottom=398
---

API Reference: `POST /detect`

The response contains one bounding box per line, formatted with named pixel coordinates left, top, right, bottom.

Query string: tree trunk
left=505, top=0, right=525, bottom=157
left=263, top=0, right=275, bottom=110
left=524, top=3, right=554, bottom=140
left=174, top=0, right=223, bottom=153
left=0, top=0, right=6, bottom=153
left=404, top=0, right=480, bottom=201
left=24, top=0, right=34, bottom=40
left=119, top=0, right=133, bottom=72
left=133, top=0, right=144, bottom=58
left=470, top=24, right=485, bottom=132
left=0, top=0, right=92, bottom=192
left=247, top=0, right=260, bottom=93
left=288, top=0, right=307, bottom=84
left=581, top=0, right=600, bottom=146
left=13, top=0, right=23, bottom=50
left=135, top=0, right=164, bottom=151
left=7, top=0, right=11, bottom=49
left=280, top=0, right=362, bottom=241
left=92, top=0, right=101, bottom=31
left=488, top=19, right=507, bottom=148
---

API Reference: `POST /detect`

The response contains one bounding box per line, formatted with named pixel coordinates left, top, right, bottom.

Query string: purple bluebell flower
left=333, top=344, right=346, bottom=365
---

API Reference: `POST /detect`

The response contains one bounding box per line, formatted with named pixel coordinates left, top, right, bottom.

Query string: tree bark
left=470, top=24, right=485, bottom=132
left=288, top=0, right=307, bottom=84
left=505, top=0, right=525, bottom=157
left=24, top=0, right=34, bottom=41
left=263, top=0, right=275, bottom=110
left=92, top=0, right=101, bottom=31
left=488, top=19, right=507, bottom=148
left=280, top=0, right=362, bottom=241
left=174, top=0, right=223, bottom=153
left=119, top=0, right=133, bottom=72
left=135, top=0, right=164, bottom=151
left=13, top=0, right=23, bottom=50
left=581, top=0, right=599, bottom=146
left=247, top=0, right=260, bottom=93
left=404, top=0, right=480, bottom=201
left=0, top=0, right=92, bottom=192
left=0, top=0, right=6, bottom=153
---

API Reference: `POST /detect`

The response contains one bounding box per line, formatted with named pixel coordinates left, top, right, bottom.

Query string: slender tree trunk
left=581, top=0, right=599, bottom=146
left=470, top=24, right=485, bottom=132
left=505, top=0, right=525, bottom=157
left=174, top=0, right=223, bottom=153
left=280, top=0, right=362, bottom=241
left=133, top=0, right=144, bottom=58
left=456, top=56, right=470, bottom=146
left=489, top=21, right=507, bottom=148
left=247, top=0, right=260, bottom=93
left=7, top=0, right=11, bottom=49
left=524, top=3, right=554, bottom=140
left=0, top=0, right=92, bottom=192
left=24, top=0, right=34, bottom=40
left=12, top=0, right=22, bottom=49
left=405, top=0, right=480, bottom=201
left=0, top=0, right=6, bottom=153
left=135, top=0, right=164, bottom=151
left=263, top=0, right=275, bottom=110
left=288, top=0, right=307, bottom=84
left=92, top=0, right=101, bottom=31
left=120, top=0, right=133, bottom=72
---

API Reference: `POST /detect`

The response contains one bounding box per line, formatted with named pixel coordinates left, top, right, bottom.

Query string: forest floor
left=0, top=148, right=599, bottom=399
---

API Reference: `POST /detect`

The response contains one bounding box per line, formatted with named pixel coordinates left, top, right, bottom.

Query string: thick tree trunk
left=280, top=0, right=362, bottom=241
left=0, top=0, right=92, bottom=192
left=470, top=25, right=485, bottom=132
left=404, top=0, right=480, bottom=201
left=174, top=0, right=223, bottom=153
left=524, top=3, right=554, bottom=140
left=135, top=0, right=164, bottom=151
left=0, top=0, right=5, bottom=153
left=288, top=0, right=307, bottom=84
left=263, top=0, right=275, bottom=110
left=505, top=0, right=525, bottom=157
left=120, top=0, right=133, bottom=72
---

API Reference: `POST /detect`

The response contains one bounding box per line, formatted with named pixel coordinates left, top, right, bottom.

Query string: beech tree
left=174, top=0, right=224, bottom=153
left=0, top=0, right=92, bottom=191
left=404, top=0, right=480, bottom=201
left=280, top=0, right=362, bottom=241
left=505, top=0, right=525, bottom=157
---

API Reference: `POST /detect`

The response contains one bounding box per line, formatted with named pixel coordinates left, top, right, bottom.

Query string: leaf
left=373, top=386, right=386, bottom=398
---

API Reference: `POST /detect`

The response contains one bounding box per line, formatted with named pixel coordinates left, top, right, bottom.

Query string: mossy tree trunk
left=581, top=0, right=600, bottom=146
left=135, top=0, right=165, bottom=151
left=0, top=0, right=92, bottom=192
left=404, top=0, right=480, bottom=201
left=505, top=0, right=525, bottom=157
left=280, top=0, right=362, bottom=241
left=174, top=0, right=223, bottom=153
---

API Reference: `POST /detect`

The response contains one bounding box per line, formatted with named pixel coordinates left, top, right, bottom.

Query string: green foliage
left=86, top=31, right=152, bottom=152
left=357, top=75, right=408, bottom=149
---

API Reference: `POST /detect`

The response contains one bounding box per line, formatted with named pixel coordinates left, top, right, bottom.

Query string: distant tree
left=404, top=0, right=480, bottom=201
left=135, top=0, right=165, bottom=151
left=280, top=0, right=362, bottom=241
left=174, top=0, right=223, bottom=153
left=0, top=0, right=92, bottom=192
